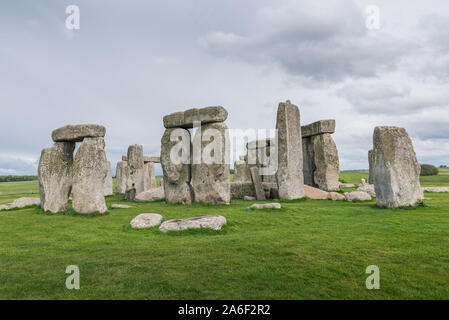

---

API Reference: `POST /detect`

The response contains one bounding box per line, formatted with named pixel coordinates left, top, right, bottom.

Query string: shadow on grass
left=34, top=207, right=110, bottom=218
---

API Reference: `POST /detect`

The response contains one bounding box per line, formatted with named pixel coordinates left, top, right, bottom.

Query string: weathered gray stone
left=372, top=126, right=423, bottom=208
left=38, top=142, right=75, bottom=213
left=311, top=134, right=340, bottom=191
left=115, top=161, right=128, bottom=194
left=135, top=186, right=165, bottom=202
left=159, top=215, right=227, bottom=232
left=301, top=120, right=335, bottom=138
left=344, top=191, right=372, bottom=202
left=233, top=160, right=252, bottom=183
left=231, top=182, right=255, bottom=199
left=52, top=124, right=105, bottom=142
left=243, top=196, right=256, bottom=201
left=275, top=100, right=305, bottom=200
left=368, top=149, right=375, bottom=184
left=72, top=137, right=108, bottom=214
left=248, top=203, right=281, bottom=209
left=191, top=122, right=230, bottom=204
left=144, top=162, right=157, bottom=190
left=302, top=136, right=314, bottom=186
left=357, top=181, right=376, bottom=197
left=0, top=197, right=41, bottom=211
left=163, top=106, right=228, bottom=128
left=161, top=128, right=193, bottom=204
left=103, top=161, right=113, bottom=196
left=125, top=145, right=145, bottom=200
left=250, top=166, right=266, bottom=200
left=130, top=213, right=163, bottom=229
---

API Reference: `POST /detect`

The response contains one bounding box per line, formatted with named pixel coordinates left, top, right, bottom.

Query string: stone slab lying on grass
left=0, top=197, right=41, bottom=211
left=248, top=203, right=281, bottom=209
left=159, top=215, right=226, bottom=233
left=130, top=213, right=163, bottom=229
left=328, top=192, right=345, bottom=201
left=111, top=204, right=132, bottom=209
left=344, top=191, right=372, bottom=202
left=339, top=183, right=355, bottom=188
left=243, top=196, right=256, bottom=201
left=135, top=186, right=165, bottom=202
left=422, top=187, right=449, bottom=193
left=304, top=185, right=329, bottom=200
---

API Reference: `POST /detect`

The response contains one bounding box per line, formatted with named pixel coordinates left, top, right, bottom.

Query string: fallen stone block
left=423, top=187, right=449, bottom=193
left=328, top=192, right=345, bottom=201
left=344, top=191, right=372, bottom=202
left=304, top=185, right=329, bottom=200
left=159, top=215, right=227, bottom=232
left=130, top=213, right=163, bottom=229
left=0, top=197, right=41, bottom=211
left=248, top=203, right=281, bottom=209
left=111, top=204, right=132, bottom=209
left=357, top=182, right=376, bottom=197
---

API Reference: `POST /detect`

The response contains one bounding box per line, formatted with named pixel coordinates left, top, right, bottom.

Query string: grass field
left=0, top=170, right=448, bottom=299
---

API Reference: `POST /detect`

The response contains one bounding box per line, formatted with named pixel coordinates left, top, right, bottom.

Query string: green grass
left=0, top=171, right=449, bottom=299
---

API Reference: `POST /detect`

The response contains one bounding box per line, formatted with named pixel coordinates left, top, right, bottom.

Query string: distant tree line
left=0, top=176, right=38, bottom=182
left=420, top=164, right=439, bottom=176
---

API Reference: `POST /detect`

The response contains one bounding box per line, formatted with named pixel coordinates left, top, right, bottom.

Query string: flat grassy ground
left=0, top=171, right=448, bottom=299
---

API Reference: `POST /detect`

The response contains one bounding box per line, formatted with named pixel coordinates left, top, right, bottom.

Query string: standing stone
left=72, top=137, right=108, bottom=214
left=302, top=136, right=315, bottom=186
left=368, top=149, right=375, bottom=185
left=311, top=134, right=340, bottom=191
left=372, top=126, right=423, bottom=208
left=233, top=160, right=251, bottom=183
left=38, top=142, right=75, bottom=213
left=103, top=161, right=113, bottom=196
left=144, top=162, right=157, bottom=190
left=275, top=100, right=305, bottom=199
left=125, top=145, right=145, bottom=200
left=115, top=161, right=128, bottom=194
left=250, top=167, right=266, bottom=201
left=161, top=128, right=193, bottom=204
left=191, top=122, right=231, bottom=204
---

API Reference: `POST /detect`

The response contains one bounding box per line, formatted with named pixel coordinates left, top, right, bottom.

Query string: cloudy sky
left=1, top=0, right=448, bottom=176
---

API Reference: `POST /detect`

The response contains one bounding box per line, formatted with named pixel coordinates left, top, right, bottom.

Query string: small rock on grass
left=243, top=196, right=256, bottom=201
left=248, top=203, right=281, bottom=209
